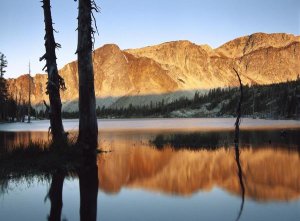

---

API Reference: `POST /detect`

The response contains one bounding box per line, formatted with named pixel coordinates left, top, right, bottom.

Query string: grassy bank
left=151, top=129, right=300, bottom=151
left=0, top=141, right=101, bottom=180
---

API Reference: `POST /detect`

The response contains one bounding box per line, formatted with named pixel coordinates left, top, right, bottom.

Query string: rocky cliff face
left=8, top=32, right=300, bottom=111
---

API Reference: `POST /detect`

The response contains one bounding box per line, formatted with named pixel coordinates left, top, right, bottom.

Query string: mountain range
left=7, top=32, right=300, bottom=111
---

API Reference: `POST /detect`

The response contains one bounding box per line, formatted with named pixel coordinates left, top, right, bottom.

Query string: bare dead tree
left=27, top=62, right=31, bottom=123
left=233, top=67, right=245, bottom=221
left=41, top=0, right=67, bottom=144
left=233, top=68, right=243, bottom=144
left=75, top=0, right=99, bottom=149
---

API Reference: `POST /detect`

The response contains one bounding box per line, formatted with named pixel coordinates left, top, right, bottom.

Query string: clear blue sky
left=0, top=0, right=299, bottom=78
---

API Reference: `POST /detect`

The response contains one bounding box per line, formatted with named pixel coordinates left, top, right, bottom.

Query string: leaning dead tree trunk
left=233, top=68, right=243, bottom=144
left=41, top=0, right=66, bottom=144
left=233, top=67, right=245, bottom=221
left=76, top=0, right=99, bottom=149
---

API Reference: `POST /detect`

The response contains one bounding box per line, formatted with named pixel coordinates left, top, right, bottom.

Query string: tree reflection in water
left=78, top=155, right=99, bottom=221
left=47, top=154, right=98, bottom=221
left=47, top=171, right=65, bottom=221
left=234, top=142, right=245, bottom=221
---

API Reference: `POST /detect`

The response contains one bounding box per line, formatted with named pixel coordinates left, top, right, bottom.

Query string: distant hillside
left=8, top=32, right=300, bottom=111
left=58, top=79, right=300, bottom=119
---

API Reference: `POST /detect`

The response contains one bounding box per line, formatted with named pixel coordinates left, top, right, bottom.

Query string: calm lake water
left=0, top=118, right=300, bottom=221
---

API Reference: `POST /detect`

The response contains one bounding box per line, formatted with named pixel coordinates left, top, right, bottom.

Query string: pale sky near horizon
left=0, top=0, right=299, bottom=78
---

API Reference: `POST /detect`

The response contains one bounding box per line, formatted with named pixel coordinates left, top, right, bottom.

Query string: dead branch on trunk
left=41, top=0, right=66, bottom=144
left=43, top=100, right=52, bottom=139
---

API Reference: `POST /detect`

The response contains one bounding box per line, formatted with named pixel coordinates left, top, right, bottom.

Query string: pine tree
left=0, top=52, right=7, bottom=78
left=0, top=52, right=8, bottom=121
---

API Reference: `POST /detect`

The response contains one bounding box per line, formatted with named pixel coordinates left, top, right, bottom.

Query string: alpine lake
left=0, top=118, right=299, bottom=221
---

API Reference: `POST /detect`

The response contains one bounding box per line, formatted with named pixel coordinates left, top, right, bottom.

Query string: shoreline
left=0, top=118, right=299, bottom=132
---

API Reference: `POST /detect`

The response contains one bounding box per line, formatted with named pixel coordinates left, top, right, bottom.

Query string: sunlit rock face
left=7, top=33, right=300, bottom=110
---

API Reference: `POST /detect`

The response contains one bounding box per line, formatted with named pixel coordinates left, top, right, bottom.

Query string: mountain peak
left=7, top=33, right=300, bottom=111
left=94, top=44, right=122, bottom=55
left=215, top=32, right=300, bottom=58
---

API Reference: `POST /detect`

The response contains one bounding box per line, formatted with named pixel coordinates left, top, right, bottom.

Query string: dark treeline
left=0, top=52, right=37, bottom=122
left=1, top=98, right=38, bottom=123
left=0, top=52, right=21, bottom=122
left=1, top=99, right=36, bottom=122
left=2, top=73, right=299, bottom=122
left=60, top=78, right=300, bottom=119
left=2, top=78, right=300, bottom=121
left=0, top=56, right=49, bottom=123
left=151, top=129, right=300, bottom=151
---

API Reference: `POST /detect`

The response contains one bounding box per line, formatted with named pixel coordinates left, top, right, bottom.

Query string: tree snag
left=233, top=67, right=245, bottom=221
left=41, top=0, right=66, bottom=144
left=76, top=0, right=99, bottom=149
left=233, top=68, right=243, bottom=144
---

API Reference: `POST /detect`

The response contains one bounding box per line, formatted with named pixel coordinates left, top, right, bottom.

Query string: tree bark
left=76, top=0, right=98, bottom=149
left=41, top=0, right=66, bottom=144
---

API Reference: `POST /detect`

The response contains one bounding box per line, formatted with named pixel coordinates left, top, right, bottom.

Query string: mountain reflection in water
left=1, top=129, right=299, bottom=202
left=99, top=138, right=300, bottom=201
